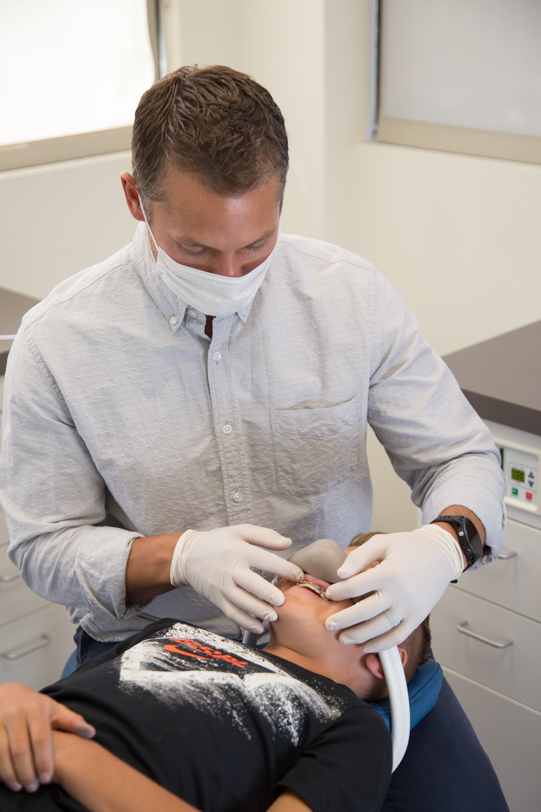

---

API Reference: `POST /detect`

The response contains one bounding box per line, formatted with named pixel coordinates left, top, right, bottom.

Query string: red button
left=526, top=491, right=533, bottom=501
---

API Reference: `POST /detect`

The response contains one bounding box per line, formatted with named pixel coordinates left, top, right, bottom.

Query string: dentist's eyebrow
left=174, top=228, right=277, bottom=251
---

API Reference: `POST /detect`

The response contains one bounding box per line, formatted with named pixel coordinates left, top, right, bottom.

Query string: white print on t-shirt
left=118, top=624, right=344, bottom=744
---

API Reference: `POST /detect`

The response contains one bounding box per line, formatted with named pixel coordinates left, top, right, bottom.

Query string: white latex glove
left=170, top=524, right=304, bottom=634
left=324, top=525, right=464, bottom=652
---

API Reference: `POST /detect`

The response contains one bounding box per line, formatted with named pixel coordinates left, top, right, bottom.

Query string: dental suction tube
left=379, top=646, right=410, bottom=771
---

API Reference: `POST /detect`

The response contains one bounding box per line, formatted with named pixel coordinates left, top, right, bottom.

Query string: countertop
left=444, top=320, right=541, bottom=436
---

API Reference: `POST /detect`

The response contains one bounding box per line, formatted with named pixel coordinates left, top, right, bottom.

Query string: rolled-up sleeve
left=0, top=330, right=143, bottom=629
left=367, top=273, right=506, bottom=564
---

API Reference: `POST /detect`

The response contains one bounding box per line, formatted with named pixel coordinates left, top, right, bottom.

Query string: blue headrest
left=371, top=659, right=443, bottom=732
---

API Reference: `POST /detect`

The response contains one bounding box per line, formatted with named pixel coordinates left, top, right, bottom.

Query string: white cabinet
left=0, top=377, right=76, bottom=689
left=0, top=603, right=76, bottom=690
left=431, top=517, right=541, bottom=812
left=0, top=542, right=49, bottom=626
left=0, top=538, right=76, bottom=690
left=443, top=667, right=541, bottom=812
left=456, top=518, right=541, bottom=622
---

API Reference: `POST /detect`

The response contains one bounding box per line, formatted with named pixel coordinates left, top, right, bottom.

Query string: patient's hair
left=349, top=531, right=432, bottom=700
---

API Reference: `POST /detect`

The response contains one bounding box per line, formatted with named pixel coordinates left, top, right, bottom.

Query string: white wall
left=353, top=142, right=541, bottom=357
left=353, top=141, right=541, bottom=532
left=1, top=0, right=540, bottom=532
left=0, top=152, right=136, bottom=300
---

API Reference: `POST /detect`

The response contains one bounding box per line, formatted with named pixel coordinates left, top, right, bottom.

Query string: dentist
left=0, top=65, right=507, bottom=811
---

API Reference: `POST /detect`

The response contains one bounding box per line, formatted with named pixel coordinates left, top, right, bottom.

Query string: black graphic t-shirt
left=0, top=619, right=391, bottom=812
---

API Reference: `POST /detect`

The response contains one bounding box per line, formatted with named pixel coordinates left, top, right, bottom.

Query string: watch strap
left=429, top=515, right=483, bottom=571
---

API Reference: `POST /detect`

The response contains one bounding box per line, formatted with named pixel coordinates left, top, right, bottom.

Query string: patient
left=0, top=545, right=431, bottom=812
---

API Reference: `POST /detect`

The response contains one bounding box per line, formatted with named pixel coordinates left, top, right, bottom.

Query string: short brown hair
left=132, top=65, right=289, bottom=209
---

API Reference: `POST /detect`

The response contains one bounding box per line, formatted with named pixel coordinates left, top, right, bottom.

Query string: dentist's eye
left=244, top=240, right=267, bottom=254
left=182, top=246, right=207, bottom=255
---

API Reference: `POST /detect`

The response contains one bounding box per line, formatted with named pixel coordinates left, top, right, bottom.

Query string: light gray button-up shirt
left=0, top=224, right=505, bottom=641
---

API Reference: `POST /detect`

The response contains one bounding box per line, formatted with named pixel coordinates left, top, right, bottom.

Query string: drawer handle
left=1, top=634, right=52, bottom=661
left=457, top=621, right=513, bottom=649
left=497, top=550, right=517, bottom=561
left=0, top=571, right=21, bottom=583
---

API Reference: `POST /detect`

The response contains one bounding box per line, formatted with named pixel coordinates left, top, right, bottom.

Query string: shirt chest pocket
left=271, top=397, right=360, bottom=497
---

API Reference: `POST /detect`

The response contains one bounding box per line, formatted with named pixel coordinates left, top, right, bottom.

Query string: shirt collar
left=131, top=223, right=187, bottom=332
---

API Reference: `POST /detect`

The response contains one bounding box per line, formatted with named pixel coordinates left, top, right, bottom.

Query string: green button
left=512, top=487, right=519, bottom=496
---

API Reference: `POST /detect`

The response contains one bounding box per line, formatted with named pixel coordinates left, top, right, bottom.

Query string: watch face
left=464, top=518, right=484, bottom=559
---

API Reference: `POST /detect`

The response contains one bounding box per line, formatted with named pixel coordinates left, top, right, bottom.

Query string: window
left=376, top=0, right=541, bottom=164
left=0, top=0, right=157, bottom=169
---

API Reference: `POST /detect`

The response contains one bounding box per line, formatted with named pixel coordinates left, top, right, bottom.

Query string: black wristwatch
left=429, top=515, right=484, bottom=571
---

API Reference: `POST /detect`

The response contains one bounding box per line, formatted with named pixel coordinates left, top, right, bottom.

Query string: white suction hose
left=379, top=646, right=410, bottom=771
left=244, top=630, right=410, bottom=772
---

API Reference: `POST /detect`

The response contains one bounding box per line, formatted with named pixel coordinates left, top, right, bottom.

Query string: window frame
left=0, top=0, right=160, bottom=172
left=374, top=0, right=541, bottom=166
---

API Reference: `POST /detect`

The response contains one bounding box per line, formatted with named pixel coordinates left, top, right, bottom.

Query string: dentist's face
left=121, top=167, right=281, bottom=277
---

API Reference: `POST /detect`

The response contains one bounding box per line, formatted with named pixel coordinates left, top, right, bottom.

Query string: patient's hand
left=0, top=682, right=95, bottom=793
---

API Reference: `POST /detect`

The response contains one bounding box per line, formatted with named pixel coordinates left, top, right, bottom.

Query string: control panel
left=497, top=440, right=539, bottom=513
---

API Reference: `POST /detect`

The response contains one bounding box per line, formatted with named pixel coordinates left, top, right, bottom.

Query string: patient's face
left=267, top=560, right=389, bottom=699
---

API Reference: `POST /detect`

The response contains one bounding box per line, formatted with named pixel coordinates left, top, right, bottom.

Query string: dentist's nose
left=211, top=256, right=243, bottom=277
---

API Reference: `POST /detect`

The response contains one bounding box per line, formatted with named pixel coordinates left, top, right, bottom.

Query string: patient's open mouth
left=296, top=580, right=331, bottom=600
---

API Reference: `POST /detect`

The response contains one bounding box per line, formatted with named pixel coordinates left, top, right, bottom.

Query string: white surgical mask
left=141, top=206, right=277, bottom=317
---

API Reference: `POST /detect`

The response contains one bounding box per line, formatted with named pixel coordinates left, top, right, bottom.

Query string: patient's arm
left=0, top=683, right=95, bottom=792
left=52, top=731, right=200, bottom=812
left=268, top=789, right=312, bottom=810
left=52, top=732, right=312, bottom=812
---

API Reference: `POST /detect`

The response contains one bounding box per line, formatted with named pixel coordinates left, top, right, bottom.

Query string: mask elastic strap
left=139, top=201, right=160, bottom=254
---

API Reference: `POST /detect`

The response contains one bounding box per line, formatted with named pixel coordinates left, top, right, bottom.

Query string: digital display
left=511, top=468, right=525, bottom=483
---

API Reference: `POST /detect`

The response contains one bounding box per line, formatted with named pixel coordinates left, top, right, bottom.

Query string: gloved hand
left=170, top=524, right=304, bottom=634
left=324, top=525, right=464, bottom=651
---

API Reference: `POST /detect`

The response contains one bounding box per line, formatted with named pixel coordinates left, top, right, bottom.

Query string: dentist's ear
left=365, top=646, right=408, bottom=680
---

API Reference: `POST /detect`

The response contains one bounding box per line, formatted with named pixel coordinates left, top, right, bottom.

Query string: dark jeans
left=75, top=627, right=509, bottom=812
left=74, top=625, right=120, bottom=665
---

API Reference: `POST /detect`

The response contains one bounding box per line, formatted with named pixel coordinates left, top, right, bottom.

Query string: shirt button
left=169, top=316, right=178, bottom=326
left=222, top=423, right=232, bottom=435
left=187, top=308, right=198, bottom=318
left=232, top=491, right=243, bottom=503
left=213, top=351, right=222, bottom=361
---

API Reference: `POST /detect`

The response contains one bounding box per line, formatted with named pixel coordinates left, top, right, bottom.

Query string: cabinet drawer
left=431, top=587, right=541, bottom=711
left=456, top=519, right=541, bottom=622
left=0, top=604, right=76, bottom=690
left=0, top=543, right=48, bottom=625
left=444, top=667, right=541, bottom=812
